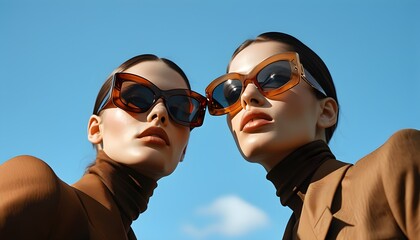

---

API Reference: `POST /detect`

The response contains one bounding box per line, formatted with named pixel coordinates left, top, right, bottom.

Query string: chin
left=238, top=135, right=288, bottom=160
left=239, top=134, right=272, bottom=151
left=127, top=152, right=179, bottom=178
left=143, top=161, right=179, bottom=180
left=239, top=146, right=264, bottom=162
left=237, top=141, right=266, bottom=164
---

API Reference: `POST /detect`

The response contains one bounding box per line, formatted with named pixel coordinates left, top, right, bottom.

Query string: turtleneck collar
left=87, top=150, right=158, bottom=230
left=266, top=140, right=335, bottom=216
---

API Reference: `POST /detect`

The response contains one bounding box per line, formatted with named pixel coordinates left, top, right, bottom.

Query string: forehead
left=124, top=60, right=188, bottom=90
left=229, top=41, right=291, bottom=74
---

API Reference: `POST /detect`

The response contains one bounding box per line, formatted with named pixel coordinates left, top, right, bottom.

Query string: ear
left=317, top=97, right=338, bottom=129
left=179, top=145, right=188, bottom=162
left=87, top=115, right=103, bottom=145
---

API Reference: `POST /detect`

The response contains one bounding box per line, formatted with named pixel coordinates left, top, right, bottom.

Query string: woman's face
left=227, top=41, right=324, bottom=171
left=96, top=61, right=190, bottom=180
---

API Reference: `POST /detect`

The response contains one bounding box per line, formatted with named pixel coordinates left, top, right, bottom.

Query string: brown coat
left=0, top=151, right=156, bottom=240
left=270, top=129, right=420, bottom=239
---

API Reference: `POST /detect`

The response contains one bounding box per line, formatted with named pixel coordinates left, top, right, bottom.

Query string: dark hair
left=92, top=54, right=191, bottom=115
left=229, top=32, right=339, bottom=143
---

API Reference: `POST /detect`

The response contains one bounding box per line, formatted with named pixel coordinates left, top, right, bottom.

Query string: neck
left=261, top=149, right=295, bottom=172
left=85, top=151, right=158, bottom=230
left=266, top=140, right=334, bottom=216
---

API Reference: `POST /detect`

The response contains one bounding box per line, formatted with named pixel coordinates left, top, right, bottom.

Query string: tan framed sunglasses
left=205, top=52, right=326, bottom=115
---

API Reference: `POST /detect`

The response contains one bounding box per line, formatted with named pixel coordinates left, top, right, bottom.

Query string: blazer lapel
left=297, top=160, right=351, bottom=240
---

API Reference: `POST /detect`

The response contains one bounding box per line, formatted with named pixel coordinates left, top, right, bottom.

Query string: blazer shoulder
left=0, top=156, right=63, bottom=240
left=350, top=129, right=420, bottom=176
left=341, top=129, right=420, bottom=238
left=349, top=129, right=420, bottom=183
left=386, top=128, right=420, bottom=149
left=1, top=155, right=60, bottom=182
left=381, top=128, right=420, bottom=164
left=373, top=129, right=420, bottom=238
left=0, top=155, right=62, bottom=205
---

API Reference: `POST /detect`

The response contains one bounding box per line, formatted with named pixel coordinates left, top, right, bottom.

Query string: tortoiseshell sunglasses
left=99, top=72, right=207, bottom=127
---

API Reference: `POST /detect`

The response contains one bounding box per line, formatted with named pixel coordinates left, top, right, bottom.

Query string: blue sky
left=1, top=0, right=419, bottom=239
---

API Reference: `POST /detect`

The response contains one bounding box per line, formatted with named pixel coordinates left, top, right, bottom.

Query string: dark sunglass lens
left=167, top=95, right=201, bottom=124
left=120, top=81, right=155, bottom=110
left=212, top=79, right=242, bottom=109
left=257, top=61, right=291, bottom=90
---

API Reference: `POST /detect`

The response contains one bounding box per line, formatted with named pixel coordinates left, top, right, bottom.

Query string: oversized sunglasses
left=98, top=72, right=207, bottom=127
left=205, top=52, right=327, bottom=116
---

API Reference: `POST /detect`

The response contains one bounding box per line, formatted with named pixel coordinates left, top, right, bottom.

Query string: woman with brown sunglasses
left=0, top=54, right=206, bottom=239
left=205, top=32, right=420, bottom=239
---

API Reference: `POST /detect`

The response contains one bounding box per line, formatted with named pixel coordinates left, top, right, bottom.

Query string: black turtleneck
left=266, top=140, right=335, bottom=216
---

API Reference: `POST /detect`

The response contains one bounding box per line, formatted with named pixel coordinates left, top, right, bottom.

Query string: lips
left=240, top=111, right=273, bottom=132
left=137, top=127, right=170, bottom=146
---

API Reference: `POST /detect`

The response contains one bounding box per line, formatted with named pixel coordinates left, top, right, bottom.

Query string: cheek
left=174, top=128, right=190, bottom=147
left=227, top=112, right=246, bottom=148
left=168, top=125, right=190, bottom=155
left=271, top=93, right=319, bottom=142
left=280, top=99, right=306, bottom=120
left=227, top=113, right=240, bottom=133
left=101, top=109, right=136, bottom=137
left=166, top=127, right=189, bottom=171
left=273, top=87, right=317, bottom=122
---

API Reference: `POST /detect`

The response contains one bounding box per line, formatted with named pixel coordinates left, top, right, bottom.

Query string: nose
left=147, top=99, right=169, bottom=127
left=240, top=83, right=265, bottom=110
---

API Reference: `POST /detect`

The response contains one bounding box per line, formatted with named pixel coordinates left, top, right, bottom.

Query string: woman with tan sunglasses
left=205, top=32, right=420, bottom=239
left=0, top=54, right=207, bottom=239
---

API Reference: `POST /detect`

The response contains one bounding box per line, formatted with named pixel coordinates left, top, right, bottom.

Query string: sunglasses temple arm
left=303, top=68, right=327, bottom=97
left=97, top=86, right=113, bottom=113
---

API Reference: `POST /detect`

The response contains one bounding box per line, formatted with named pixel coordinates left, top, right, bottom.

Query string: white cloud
left=182, top=195, right=269, bottom=238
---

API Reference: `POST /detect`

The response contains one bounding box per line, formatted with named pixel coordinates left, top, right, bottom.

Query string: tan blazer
left=283, top=129, right=420, bottom=239
left=0, top=151, right=156, bottom=240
